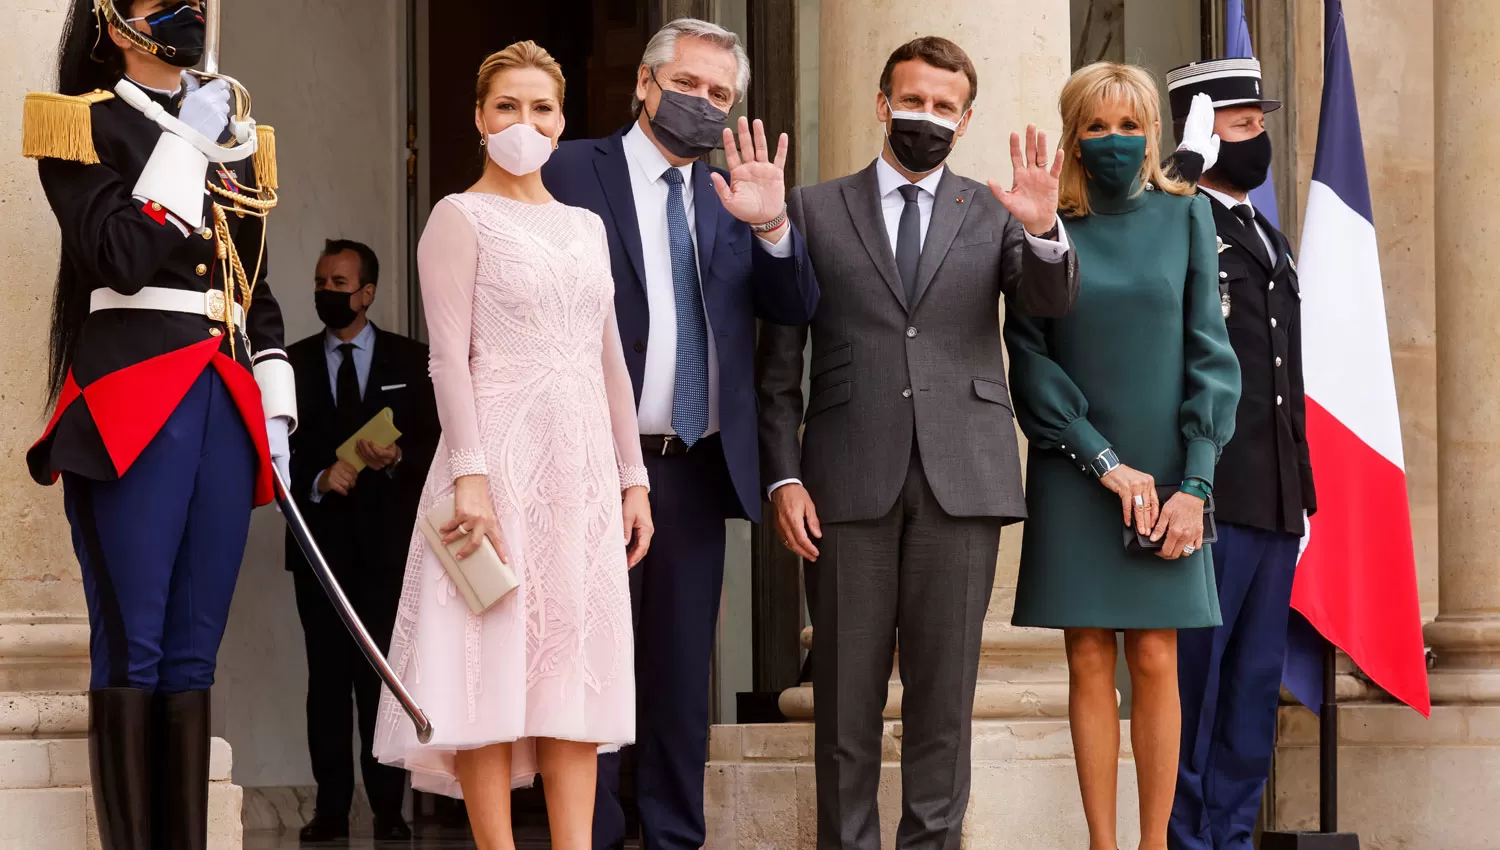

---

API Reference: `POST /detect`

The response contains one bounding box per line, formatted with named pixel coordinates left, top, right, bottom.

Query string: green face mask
left=1077, top=134, right=1148, bottom=197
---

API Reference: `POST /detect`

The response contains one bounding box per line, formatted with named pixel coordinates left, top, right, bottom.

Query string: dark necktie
left=662, top=167, right=709, bottom=447
left=896, top=184, right=923, bottom=304
left=336, top=342, right=362, bottom=429
left=1233, top=203, right=1270, bottom=265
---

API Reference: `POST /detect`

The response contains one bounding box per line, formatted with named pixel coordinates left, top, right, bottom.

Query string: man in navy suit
left=542, top=17, right=818, bottom=850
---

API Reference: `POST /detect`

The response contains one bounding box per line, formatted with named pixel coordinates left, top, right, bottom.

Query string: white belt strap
left=114, top=79, right=258, bottom=164
left=90, top=286, right=246, bottom=328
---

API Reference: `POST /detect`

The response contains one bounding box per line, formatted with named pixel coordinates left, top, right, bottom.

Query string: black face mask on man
left=646, top=77, right=729, bottom=160
left=883, top=96, right=962, bottom=175
left=128, top=2, right=207, bottom=69
left=1205, top=131, right=1273, bottom=194
left=314, top=288, right=362, bottom=331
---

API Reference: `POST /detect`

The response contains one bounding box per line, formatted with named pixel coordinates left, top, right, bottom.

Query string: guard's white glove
left=265, top=415, right=291, bottom=487
left=179, top=77, right=232, bottom=143
left=1176, top=92, right=1221, bottom=172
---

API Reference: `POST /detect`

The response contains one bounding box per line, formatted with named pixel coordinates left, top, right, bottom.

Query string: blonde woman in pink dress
left=373, top=41, right=653, bottom=848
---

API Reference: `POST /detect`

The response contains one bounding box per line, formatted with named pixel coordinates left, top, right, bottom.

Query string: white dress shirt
left=1199, top=185, right=1277, bottom=264
left=766, top=158, right=1070, bottom=497
left=622, top=122, right=794, bottom=438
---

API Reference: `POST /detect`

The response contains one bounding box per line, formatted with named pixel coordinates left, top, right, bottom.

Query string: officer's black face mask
left=134, top=2, right=206, bottom=69
left=1205, top=130, right=1273, bottom=194
left=315, top=287, right=363, bottom=331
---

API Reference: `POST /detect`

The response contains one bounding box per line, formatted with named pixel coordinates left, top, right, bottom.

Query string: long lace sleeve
left=418, top=198, right=487, bottom=480
left=602, top=298, right=649, bottom=492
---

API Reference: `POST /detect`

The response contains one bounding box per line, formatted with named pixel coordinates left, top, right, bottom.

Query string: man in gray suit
left=757, top=36, right=1080, bottom=850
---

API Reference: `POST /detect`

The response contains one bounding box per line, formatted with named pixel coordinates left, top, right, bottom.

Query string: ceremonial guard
left=22, top=1, right=293, bottom=847
left=1163, top=58, right=1317, bottom=850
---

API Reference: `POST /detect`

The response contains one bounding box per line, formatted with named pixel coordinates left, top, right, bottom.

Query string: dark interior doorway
left=426, top=0, right=652, bottom=203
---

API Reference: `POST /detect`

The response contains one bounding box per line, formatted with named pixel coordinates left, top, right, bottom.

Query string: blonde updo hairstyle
left=476, top=40, right=566, bottom=107
left=1057, top=62, right=1191, bottom=218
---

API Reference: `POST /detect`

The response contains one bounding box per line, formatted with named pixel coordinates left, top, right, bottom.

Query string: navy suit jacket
left=542, top=127, right=819, bottom=522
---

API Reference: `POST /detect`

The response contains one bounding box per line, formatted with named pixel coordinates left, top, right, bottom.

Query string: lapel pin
left=956, top=196, right=965, bottom=204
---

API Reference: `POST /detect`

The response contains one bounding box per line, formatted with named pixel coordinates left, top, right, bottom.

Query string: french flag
left=1224, top=0, right=1280, bottom=229
left=1283, top=0, right=1431, bottom=717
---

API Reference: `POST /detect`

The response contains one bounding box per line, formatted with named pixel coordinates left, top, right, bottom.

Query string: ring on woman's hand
left=1183, top=545, right=1197, bottom=555
left=1133, top=494, right=1145, bottom=507
left=458, top=523, right=471, bottom=535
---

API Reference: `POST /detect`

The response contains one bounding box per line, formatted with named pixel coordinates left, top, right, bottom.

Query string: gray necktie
left=896, top=184, right=922, bottom=303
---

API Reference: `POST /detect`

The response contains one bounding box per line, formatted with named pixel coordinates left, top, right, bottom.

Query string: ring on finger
left=1183, top=545, right=1197, bottom=555
left=458, top=523, right=471, bottom=535
left=1134, top=494, right=1145, bottom=507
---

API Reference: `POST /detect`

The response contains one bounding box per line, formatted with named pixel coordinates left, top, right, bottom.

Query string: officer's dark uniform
left=1164, top=59, right=1318, bottom=850
left=24, top=62, right=290, bottom=850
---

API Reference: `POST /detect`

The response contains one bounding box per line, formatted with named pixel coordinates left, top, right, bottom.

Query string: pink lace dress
left=373, top=193, right=647, bottom=797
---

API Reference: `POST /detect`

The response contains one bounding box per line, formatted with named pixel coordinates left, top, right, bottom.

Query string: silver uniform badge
left=1221, top=293, right=1232, bottom=318
left=1217, top=236, right=1229, bottom=254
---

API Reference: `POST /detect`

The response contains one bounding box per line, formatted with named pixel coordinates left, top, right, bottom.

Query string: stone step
left=0, top=736, right=233, bottom=790
left=777, top=679, right=1073, bottom=720
left=0, top=783, right=241, bottom=850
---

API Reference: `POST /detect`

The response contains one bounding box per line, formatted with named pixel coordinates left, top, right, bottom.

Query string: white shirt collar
left=125, top=75, right=182, bottom=98
left=875, top=154, right=945, bottom=199
left=1199, top=185, right=1250, bottom=214
left=324, top=319, right=376, bottom=355
left=624, top=121, right=693, bottom=185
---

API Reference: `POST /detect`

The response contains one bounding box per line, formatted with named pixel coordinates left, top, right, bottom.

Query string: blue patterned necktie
left=662, top=167, right=709, bottom=446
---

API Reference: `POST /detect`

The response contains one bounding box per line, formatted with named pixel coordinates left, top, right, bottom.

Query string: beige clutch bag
left=416, top=495, right=519, bottom=615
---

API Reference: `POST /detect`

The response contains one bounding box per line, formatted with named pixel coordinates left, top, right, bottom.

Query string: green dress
left=1006, top=184, right=1240, bottom=629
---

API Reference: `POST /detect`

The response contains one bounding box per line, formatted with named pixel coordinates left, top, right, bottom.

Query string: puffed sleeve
left=418, top=198, right=487, bottom=481
left=1003, top=310, right=1114, bottom=467
left=1179, top=193, right=1242, bottom=484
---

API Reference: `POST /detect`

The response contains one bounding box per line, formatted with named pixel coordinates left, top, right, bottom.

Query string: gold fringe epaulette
left=253, top=125, right=277, bottom=190
left=22, top=90, right=115, bottom=164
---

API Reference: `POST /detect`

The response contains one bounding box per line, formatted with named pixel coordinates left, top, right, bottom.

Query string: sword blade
left=272, top=464, right=434, bottom=744
left=203, top=0, right=221, bottom=75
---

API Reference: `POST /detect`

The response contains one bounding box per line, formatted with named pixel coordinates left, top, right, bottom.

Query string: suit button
left=906, top=327, right=917, bottom=338
left=196, top=264, right=208, bottom=276
left=1276, top=356, right=1283, bottom=367
left=1277, top=395, right=1284, bottom=406
left=150, top=202, right=162, bottom=212
left=1219, top=271, right=1228, bottom=279
left=902, top=388, right=912, bottom=398
left=200, top=228, right=213, bottom=240
left=1271, top=318, right=1278, bottom=328
left=633, top=340, right=645, bottom=353
left=1269, top=281, right=1276, bottom=290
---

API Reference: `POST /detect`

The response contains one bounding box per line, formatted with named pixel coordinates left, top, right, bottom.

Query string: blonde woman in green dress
left=1005, top=63, right=1241, bottom=850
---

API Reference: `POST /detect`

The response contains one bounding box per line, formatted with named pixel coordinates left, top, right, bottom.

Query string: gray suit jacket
left=757, top=161, right=1080, bottom=524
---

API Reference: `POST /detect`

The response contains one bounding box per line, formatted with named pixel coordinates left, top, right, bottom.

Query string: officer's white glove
left=1176, top=92, right=1221, bottom=172
left=265, top=415, right=291, bottom=487
left=179, top=77, right=232, bottom=143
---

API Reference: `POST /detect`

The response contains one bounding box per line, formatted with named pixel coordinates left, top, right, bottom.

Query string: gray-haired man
left=542, top=18, right=819, bottom=850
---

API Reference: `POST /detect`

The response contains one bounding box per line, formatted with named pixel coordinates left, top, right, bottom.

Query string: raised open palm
left=711, top=116, right=789, bottom=226
left=987, top=124, right=1064, bottom=235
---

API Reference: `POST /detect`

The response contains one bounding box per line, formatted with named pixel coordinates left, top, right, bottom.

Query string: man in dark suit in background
left=286, top=239, right=440, bottom=844
left=542, top=17, right=818, bottom=850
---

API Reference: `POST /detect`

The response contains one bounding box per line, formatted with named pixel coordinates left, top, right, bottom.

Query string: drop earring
left=480, top=136, right=487, bottom=146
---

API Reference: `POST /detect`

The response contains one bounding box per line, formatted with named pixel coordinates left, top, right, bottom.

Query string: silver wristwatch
left=750, top=207, right=788, bottom=233
left=1088, top=447, right=1120, bottom=478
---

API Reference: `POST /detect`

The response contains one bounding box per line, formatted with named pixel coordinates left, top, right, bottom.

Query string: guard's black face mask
left=134, top=2, right=207, bottom=69
left=1205, top=131, right=1273, bottom=194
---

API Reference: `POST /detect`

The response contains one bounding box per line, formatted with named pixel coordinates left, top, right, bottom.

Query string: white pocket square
left=380, top=383, right=407, bottom=391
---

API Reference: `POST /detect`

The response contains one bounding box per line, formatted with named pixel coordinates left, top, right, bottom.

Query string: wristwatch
left=1088, top=447, right=1120, bottom=478
left=750, top=207, right=788, bottom=233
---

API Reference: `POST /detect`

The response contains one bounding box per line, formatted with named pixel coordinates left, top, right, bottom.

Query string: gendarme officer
left=1163, top=57, right=1317, bottom=850
left=22, top=2, right=293, bottom=848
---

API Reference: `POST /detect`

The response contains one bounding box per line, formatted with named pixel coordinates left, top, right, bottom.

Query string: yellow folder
left=336, top=407, right=402, bottom=473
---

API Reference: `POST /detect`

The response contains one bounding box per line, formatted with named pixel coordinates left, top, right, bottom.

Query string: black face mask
left=135, top=2, right=207, bottom=68
left=646, top=81, right=729, bottom=160
left=314, top=288, right=362, bottom=331
left=1205, top=131, right=1273, bottom=194
left=884, top=98, right=961, bottom=175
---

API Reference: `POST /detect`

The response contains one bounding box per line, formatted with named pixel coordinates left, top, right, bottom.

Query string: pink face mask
left=487, top=123, right=555, bottom=176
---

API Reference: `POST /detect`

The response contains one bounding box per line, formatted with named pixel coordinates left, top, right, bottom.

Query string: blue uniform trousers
left=595, top=436, right=733, bottom=850
left=63, top=370, right=256, bottom=694
left=1170, top=523, right=1301, bottom=850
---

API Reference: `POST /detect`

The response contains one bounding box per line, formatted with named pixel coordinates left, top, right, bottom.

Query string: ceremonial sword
left=192, top=0, right=434, bottom=744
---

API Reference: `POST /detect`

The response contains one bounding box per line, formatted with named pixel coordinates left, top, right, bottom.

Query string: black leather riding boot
left=152, top=689, right=212, bottom=850
left=87, top=688, right=154, bottom=850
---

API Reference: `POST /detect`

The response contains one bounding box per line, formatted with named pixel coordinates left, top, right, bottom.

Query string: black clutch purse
left=1123, top=484, right=1217, bottom=554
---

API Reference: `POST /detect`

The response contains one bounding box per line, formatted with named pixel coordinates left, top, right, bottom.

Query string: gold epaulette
left=253, top=125, right=278, bottom=190
left=22, top=90, right=115, bottom=164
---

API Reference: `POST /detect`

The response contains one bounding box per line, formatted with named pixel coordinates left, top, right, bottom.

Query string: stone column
left=0, top=6, right=241, bottom=848
left=1426, top=0, right=1500, bottom=705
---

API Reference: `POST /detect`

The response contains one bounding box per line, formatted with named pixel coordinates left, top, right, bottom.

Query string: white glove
left=179, top=77, right=232, bottom=143
left=265, top=415, right=291, bottom=486
left=1176, top=92, right=1221, bottom=172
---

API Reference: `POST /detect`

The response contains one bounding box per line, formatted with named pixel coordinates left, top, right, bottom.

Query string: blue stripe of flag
left=1308, top=0, right=1375, bottom=224
left=1226, top=0, right=1281, bottom=229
